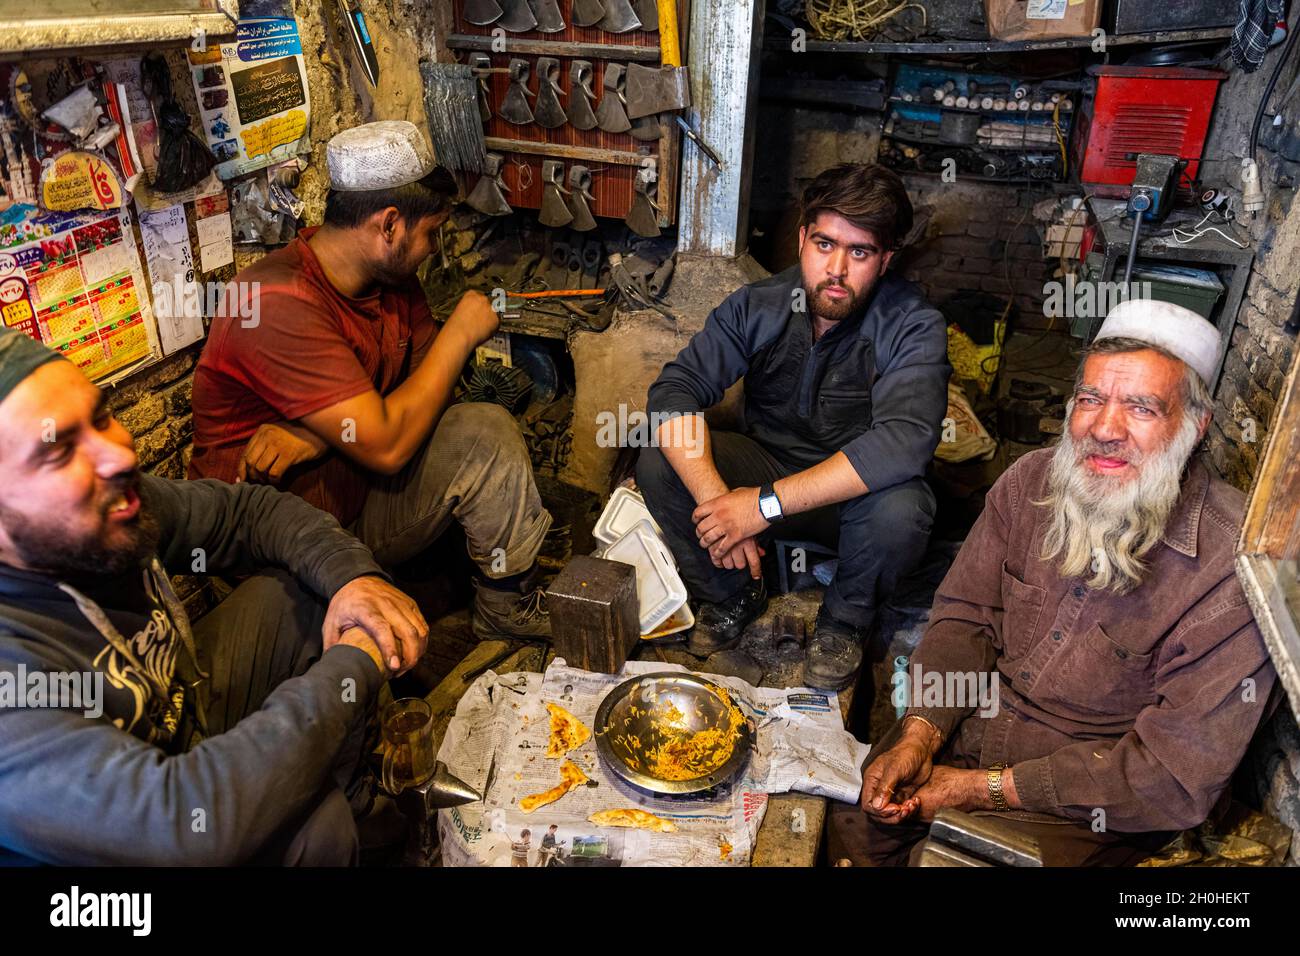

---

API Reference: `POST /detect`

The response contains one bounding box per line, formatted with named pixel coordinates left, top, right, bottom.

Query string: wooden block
left=546, top=555, right=639, bottom=673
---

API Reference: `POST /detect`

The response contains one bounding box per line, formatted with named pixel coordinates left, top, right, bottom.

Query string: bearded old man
left=637, top=164, right=950, bottom=690
left=857, top=300, right=1277, bottom=866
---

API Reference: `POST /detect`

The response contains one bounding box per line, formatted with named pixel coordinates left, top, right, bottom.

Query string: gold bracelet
left=987, top=763, right=1009, bottom=812
left=903, top=713, right=944, bottom=747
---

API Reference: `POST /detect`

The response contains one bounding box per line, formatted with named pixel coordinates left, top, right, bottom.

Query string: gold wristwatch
left=987, top=763, right=1009, bottom=812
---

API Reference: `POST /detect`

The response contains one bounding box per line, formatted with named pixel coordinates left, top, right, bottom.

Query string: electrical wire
left=1250, top=10, right=1300, bottom=163
left=1170, top=209, right=1249, bottom=248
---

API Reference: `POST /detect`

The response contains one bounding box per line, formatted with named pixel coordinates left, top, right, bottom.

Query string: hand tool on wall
left=629, top=111, right=661, bottom=141
left=595, top=63, right=633, bottom=133
left=469, top=53, right=493, bottom=122
left=499, top=0, right=538, bottom=32
left=565, top=247, right=585, bottom=287
left=465, top=152, right=513, bottom=216
left=539, top=160, right=574, bottom=227
left=573, top=0, right=606, bottom=27
left=500, top=58, right=535, bottom=125
left=631, top=0, right=659, bottom=31
left=625, top=169, right=661, bottom=237
left=581, top=240, right=602, bottom=286
left=597, top=0, right=641, bottom=33
left=530, top=0, right=566, bottom=32
left=463, top=0, right=504, bottom=26
left=566, top=165, right=598, bottom=231
left=567, top=61, right=598, bottom=130
left=626, top=0, right=688, bottom=118
left=337, top=0, right=380, bottom=87
left=534, top=57, right=568, bottom=129
left=674, top=114, right=722, bottom=166
left=420, top=62, right=487, bottom=173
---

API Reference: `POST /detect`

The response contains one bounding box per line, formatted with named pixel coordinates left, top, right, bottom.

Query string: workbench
left=424, top=627, right=856, bottom=868
left=1084, top=196, right=1256, bottom=388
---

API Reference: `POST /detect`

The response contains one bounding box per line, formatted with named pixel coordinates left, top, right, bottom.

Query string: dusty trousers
left=349, top=402, right=552, bottom=579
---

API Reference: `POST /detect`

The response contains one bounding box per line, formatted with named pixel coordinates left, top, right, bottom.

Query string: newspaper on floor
left=436, top=658, right=871, bottom=867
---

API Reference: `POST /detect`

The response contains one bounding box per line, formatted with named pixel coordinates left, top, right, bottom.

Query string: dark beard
left=0, top=501, right=161, bottom=578
left=372, top=244, right=421, bottom=288
left=803, top=278, right=869, bottom=323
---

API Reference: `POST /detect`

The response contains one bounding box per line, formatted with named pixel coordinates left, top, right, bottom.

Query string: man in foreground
left=190, top=121, right=550, bottom=640
left=859, top=301, right=1276, bottom=866
left=0, top=328, right=426, bottom=865
left=638, top=163, right=949, bottom=690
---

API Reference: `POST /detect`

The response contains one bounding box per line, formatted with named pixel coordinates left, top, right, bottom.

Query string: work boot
left=472, top=581, right=551, bottom=640
left=803, top=606, right=869, bottom=691
left=687, top=578, right=768, bottom=657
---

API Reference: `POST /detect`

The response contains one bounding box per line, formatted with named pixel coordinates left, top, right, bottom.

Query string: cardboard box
left=984, top=0, right=1102, bottom=41
left=1044, top=223, right=1085, bottom=259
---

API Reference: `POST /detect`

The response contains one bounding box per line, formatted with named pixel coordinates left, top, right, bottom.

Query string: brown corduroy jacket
left=906, top=448, right=1276, bottom=833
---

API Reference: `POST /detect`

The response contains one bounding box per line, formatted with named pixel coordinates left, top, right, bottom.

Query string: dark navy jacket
left=647, top=266, right=951, bottom=492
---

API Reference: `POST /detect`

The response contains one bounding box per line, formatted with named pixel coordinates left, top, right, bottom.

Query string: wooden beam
left=677, top=0, right=765, bottom=257
left=446, top=33, right=661, bottom=62
left=483, top=136, right=650, bottom=166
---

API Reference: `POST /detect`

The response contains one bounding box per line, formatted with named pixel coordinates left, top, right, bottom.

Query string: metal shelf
left=762, top=26, right=1233, bottom=56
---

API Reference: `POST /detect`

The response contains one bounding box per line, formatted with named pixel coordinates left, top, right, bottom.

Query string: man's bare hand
left=237, top=421, right=329, bottom=485
left=332, top=627, right=388, bottom=676
left=860, top=721, right=941, bottom=823
left=323, top=576, right=428, bottom=675
left=713, top=537, right=765, bottom=579
left=693, top=487, right=767, bottom=557
left=911, top=766, right=986, bottom=823
left=443, top=289, right=500, bottom=353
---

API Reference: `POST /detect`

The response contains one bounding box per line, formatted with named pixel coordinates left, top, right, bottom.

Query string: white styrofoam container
left=602, top=518, right=688, bottom=635
left=642, top=600, right=694, bottom=642
left=593, top=486, right=664, bottom=546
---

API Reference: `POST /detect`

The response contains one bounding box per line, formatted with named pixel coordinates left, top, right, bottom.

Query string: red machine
left=1073, top=66, right=1227, bottom=197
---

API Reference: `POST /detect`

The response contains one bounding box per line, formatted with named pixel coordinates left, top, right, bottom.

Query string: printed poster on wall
left=187, top=17, right=312, bottom=180
left=0, top=204, right=161, bottom=385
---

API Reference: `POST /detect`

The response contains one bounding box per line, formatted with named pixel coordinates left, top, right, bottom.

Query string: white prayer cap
left=1093, top=298, right=1220, bottom=389
left=326, top=121, right=436, bottom=192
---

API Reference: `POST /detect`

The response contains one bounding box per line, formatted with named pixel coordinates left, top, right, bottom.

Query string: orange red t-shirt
left=188, top=227, right=435, bottom=526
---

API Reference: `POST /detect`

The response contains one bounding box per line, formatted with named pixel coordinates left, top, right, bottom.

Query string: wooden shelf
left=446, top=33, right=661, bottom=62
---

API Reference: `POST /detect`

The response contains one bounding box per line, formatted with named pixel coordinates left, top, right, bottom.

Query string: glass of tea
left=381, top=697, right=436, bottom=795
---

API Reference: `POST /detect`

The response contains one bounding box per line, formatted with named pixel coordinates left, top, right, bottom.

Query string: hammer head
left=625, top=61, right=690, bottom=119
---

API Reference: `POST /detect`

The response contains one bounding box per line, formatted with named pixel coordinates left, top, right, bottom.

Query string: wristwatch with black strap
left=758, top=483, right=784, bottom=524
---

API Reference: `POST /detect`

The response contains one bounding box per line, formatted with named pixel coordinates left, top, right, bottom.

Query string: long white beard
left=1039, top=412, right=1201, bottom=593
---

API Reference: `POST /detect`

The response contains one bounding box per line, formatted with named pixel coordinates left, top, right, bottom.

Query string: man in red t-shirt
left=190, top=121, right=551, bottom=639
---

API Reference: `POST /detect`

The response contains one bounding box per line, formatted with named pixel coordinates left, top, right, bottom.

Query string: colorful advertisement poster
left=0, top=204, right=161, bottom=384
left=188, top=17, right=312, bottom=180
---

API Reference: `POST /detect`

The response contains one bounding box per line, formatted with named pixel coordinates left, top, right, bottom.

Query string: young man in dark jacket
left=638, top=164, right=950, bottom=690
left=0, top=327, right=426, bottom=865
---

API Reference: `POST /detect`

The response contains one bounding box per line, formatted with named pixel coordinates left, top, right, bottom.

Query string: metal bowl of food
left=594, top=672, right=754, bottom=796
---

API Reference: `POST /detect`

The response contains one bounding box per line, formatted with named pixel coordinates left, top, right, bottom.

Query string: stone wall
left=1196, top=53, right=1299, bottom=495
left=1196, top=40, right=1300, bottom=868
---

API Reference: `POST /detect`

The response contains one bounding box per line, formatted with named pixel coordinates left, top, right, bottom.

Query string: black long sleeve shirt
left=647, top=267, right=951, bottom=492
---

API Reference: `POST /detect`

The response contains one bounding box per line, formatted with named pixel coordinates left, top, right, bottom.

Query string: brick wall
left=896, top=176, right=1057, bottom=330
